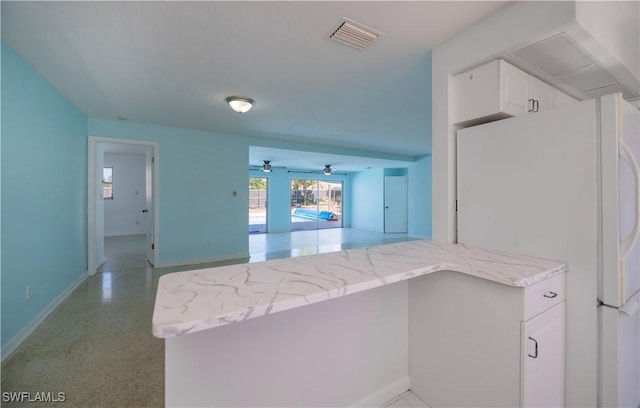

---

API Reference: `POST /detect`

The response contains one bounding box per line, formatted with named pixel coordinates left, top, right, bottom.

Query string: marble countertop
left=152, top=240, right=566, bottom=338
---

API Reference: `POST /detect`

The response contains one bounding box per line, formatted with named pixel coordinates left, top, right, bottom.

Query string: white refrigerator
left=456, top=93, right=640, bottom=407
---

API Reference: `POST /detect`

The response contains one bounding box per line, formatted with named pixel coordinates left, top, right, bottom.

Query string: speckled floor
left=1, top=235, right=165, bottom=408
left=1, top=230, right=414, bottom=407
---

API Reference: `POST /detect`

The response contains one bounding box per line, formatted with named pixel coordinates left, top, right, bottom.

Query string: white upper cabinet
left=452, top=59, right=505, bottom=125
left=529, top=76, right=556, bottom=113
left=500, top=59, right=530, bottom=117
left=453, top=59, right=576, bottom=126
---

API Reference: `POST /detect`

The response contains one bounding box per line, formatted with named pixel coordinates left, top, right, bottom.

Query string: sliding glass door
left=249, top=177, right=268, bottom=233
left=290, top=179, right=342, bottom=231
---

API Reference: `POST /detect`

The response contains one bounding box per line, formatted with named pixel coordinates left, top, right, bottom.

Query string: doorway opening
left=88, top=137, right=158, bottom=274
left=290, top=179, right=343, bottom=231
left=249, top=177, right=268, bottom=234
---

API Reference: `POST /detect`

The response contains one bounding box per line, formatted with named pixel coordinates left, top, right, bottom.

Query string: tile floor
left=248, top=227, right=416, bottom=262
left=2, top=229, right=421, bottom=407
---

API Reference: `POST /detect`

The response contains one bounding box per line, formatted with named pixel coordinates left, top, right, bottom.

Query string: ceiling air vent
left=330, top=18, right=382, bottom=50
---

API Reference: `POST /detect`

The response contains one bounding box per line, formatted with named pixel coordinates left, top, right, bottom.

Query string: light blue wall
left=250, top=168, right=351, bottom=233
left=350, top=161, right=431, bottom=238
left=1, top=41, right=433, bottom=350
left=384, top=168, right=408, bottom=177
left=1, top=43, right=88, bottom=347
left=90, top=116, right=422, bottom=266
left=350, top=169, right=385, bottom=232
left=89, top=119, right=250, bottom=265
left=408, top=155, right=432, bottom=238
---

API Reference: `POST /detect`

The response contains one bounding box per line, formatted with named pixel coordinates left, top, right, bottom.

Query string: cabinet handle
left=534, top=99, right=540, bottom=112
left=528, top=337, right=538, bottom=358
left=544, top=291, right=558, bottom=298
left=528, top=98, right=535, bottom=112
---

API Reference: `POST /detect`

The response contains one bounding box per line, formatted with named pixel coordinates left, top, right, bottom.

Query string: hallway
left=2, top=229, right=415, bottom=407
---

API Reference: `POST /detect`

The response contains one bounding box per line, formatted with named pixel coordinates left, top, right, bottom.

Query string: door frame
left=87, top=136, right=159, bottom=274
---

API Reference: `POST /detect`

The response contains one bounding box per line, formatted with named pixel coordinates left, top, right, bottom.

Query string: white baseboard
left=1, top=271, right=88, bottom=362
left=351, top=376, right=411, bottom=407
left=155, top=253, right=250, bottom=269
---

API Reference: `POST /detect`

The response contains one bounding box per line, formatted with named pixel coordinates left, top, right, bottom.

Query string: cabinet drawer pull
left=544, top=291, right=558, bottom=299
left=534, top=99, right=540, bottom=112
left=528, top=337, right=538, bottom=358
left=528, top=98, right=535, bottom=112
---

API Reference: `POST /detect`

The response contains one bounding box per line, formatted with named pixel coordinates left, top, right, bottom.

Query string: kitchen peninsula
left=153, top=240, right=567, bottom=407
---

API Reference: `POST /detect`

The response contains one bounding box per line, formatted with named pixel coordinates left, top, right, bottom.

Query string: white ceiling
left=1, top=1, right=509, bottom=168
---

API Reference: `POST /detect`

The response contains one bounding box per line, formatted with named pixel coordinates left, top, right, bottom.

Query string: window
left=103, top=167, right=113, bottom=199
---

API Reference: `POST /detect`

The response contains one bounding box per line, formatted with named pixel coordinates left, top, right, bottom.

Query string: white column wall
left=431, top=2, right=600, bottom=406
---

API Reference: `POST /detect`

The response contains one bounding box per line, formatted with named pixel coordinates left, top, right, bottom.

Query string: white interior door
left=95, top=144, right=106, bottom=269
left=384, top=176, right=407, bottom=233
left=90, top=141, right=106, bottom=273
left=145, top=149, right=155, bottom=265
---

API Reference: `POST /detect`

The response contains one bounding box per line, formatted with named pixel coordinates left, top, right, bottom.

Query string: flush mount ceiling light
left=226, top=96, right=255, bottom=113
left=324, top=165, right=332, bottom=176
left=262, top=160, right=272, bottom=173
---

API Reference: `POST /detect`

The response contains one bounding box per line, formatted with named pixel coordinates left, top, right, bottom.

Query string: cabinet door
left=452, top=60, right=501, bottom=124
left=529, top=77, right=555, bottom=113
left=499, top=60, right=529, bottom=117
left=521, top=301, right=565, bottom=407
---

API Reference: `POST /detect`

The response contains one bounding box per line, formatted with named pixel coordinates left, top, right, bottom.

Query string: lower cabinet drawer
left=523, top=273, right=565, bottom=320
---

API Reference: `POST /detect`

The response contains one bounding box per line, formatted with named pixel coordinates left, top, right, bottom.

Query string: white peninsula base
left=166, top=282, right=409, bottom=407
left=410, top=271, right=565, bottom=407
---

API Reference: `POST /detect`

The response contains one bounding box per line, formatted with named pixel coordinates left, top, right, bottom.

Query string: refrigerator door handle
left=619, top=289, right=640, bottom=316
left=619, top=140, right=640, bottom=259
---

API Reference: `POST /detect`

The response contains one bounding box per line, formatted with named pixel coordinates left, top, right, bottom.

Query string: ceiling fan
left=249, top=160, right=278, bottom=173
